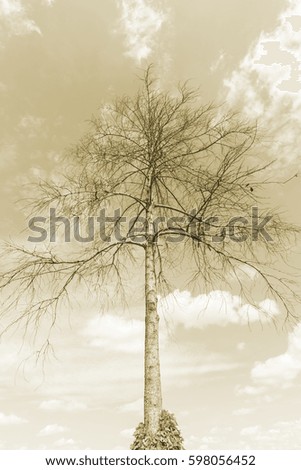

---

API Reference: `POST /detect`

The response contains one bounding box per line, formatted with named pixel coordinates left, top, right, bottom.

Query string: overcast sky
left=1, top=0, right=301, bottom=450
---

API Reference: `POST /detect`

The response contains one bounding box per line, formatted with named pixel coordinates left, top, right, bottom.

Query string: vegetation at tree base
left=131, top=410, right=184, bottom=450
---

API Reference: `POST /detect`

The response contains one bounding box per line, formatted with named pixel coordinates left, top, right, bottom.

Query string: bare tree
left=0, top=66, right=299, bottom=448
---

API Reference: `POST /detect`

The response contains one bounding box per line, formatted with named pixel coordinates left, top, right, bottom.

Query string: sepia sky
left=1, top=0, right=301, bottom=450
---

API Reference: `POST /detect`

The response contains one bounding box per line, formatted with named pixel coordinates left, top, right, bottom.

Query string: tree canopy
left=0, top=66, right=299, bottom=348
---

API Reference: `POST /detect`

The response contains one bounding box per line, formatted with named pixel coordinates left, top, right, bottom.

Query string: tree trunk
left=144, top=240, right=162, bottom=435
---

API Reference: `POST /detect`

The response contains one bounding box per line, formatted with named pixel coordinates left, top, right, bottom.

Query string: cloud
left=264, top=419, right=301, bottom=448
left=239, top=419, right=301, bottom=449
left=18, top=114, right=45, bottom=138
left=160, top=343, right=240, bottom=385
left=120, top=427, right=135, bottom=438
left=81, top=288, right=273, bottom=357
left=119, top=398, right=143, bottom=413
left=117, top=0, right=167, bottom=63
left=0, top=143, right=17, bottom=169
left=235, top=385, right=268, bottom=396
left=158, top=290, right=280, bottom=329
left=0, top=0, right=41, bottom=39
left=240, top=425, right=261, bottom=436
left=234, top=384, right=274, bottom=405
left=234, top=324, right=301, bottom=404
left=210, top=50, right=226, bottom=73
left=163, top=362, right=240, bottom=379
left=54, top=438, right=77, bottom=448
left=41, top=0, right=55, bottom=5
left=82, top=314, right=144, bottom=353
left=0, top=412, right=27, bottom=425
left=189, top=418, right=301, bottom=449
left=251, top=323, right=301, bottom=386
left=233, top=407, right=254, bottom=416
left=223, top=0, right=301, bottom=168
left=0, top=343, right=20, bottom=374
left=39, top=399, right=87, bottom=412
left=196, top=426, right=233, bottom=450
left=234, top=264, right=258, bottom=281
left=38, top=424, right=68, bottom=436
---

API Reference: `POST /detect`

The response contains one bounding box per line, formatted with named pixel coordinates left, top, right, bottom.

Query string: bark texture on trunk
left=144, top=240, right=162, bottom=435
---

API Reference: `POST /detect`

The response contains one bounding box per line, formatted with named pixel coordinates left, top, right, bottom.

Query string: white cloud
left=258, top=422, right=296, bottom=449
left=0, top=0, right=41, bottom=38
left=235, top=385, right=267, bottom=396
left=240, top=425, right=261, bottom=436
left=119, top=398, right=143, bottom=413
left=234, top=264, right=258, bottom=281
left=81, top=289, right=268, bottom=358
left=82, top=314, right=144, bottom=353
left=0, top=0, right=22, bottom=16
left=239, top=419, right=301, bottom=449
left=120, top=427, right=135, bottom=438
left=54, top=438, right=76, bottom=447
left=18, top=114, right=45, bottom=138
left=158, top=290, right=280, bottom=329
left=235, top=385, right=275, bottom=405
left=184, top=434, right=201, bottom=449
left=39, top=399, right=87, bottom=412
left=210, top=50, right=225, bottom=73
left=164, top=361, right=239, bottom=379
left=233, top=407, right=254, bottom=416
left=223, top=0, right=301, bottom=168
left=251, top=323, right=301, bottom=386
left=0, top=143, right=17, bottom=169
left=197, top=426, right=233, bottom=450
left=38, top=424, right=68, bottom=436
left=235, top=324, right=301, bottom=405
left=117, top=0, right=167, bottom=63
left=189, top=418, right=301, bottom=449
left=0, top=412, right=27, bottom=425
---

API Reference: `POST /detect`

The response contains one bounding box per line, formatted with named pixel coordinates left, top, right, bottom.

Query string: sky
left=0, top=0, right=301, bottom=450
